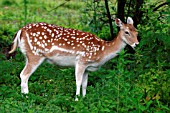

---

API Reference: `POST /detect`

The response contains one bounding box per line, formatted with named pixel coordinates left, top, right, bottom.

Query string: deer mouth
left=131, top=42, right=139, bottom=48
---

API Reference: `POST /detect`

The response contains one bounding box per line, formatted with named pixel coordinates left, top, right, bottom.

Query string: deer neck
left=101, top=31, right=126, bottom=62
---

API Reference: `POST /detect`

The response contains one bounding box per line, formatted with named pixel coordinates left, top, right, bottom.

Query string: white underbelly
left=47, top=55, right=77, bottom=67
left=86, top=66, right=99, bottom=71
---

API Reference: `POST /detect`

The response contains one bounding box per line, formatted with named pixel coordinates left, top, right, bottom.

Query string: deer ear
left=127, top=17, right=134, bottom=25
left=115, top=18, right=123, bottom=27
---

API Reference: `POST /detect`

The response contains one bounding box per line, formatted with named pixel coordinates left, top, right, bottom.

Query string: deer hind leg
left=82, top=72, right=88, bottom=97
left=75, top=62, right=86, bottom=101
left=20, top=56, right=45, bottom=94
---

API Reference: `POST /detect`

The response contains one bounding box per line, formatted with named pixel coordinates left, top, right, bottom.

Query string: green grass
left=0, top=0, right=169, bottom=112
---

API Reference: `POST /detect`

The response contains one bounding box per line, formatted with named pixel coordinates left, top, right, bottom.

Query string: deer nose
left=131, top=42, right=139, bottom=48
left=136, top=42, right=139, bottom=45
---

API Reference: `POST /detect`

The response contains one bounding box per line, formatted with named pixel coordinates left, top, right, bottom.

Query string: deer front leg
left=82, top=72, right=88, bottom=97
left=20, top=56, right=44, bottom=94
left=75, top=62, right=86, bottom=101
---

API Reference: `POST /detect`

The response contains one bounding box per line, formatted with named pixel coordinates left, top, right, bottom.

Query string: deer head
left=115, top=17, right=139, bottom=48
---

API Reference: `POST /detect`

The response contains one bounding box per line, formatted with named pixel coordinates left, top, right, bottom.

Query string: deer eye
left=125, top=31, right=130, bottom=35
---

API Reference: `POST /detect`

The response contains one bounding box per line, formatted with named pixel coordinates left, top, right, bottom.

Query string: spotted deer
left=9, top=17, right=139, bottom=101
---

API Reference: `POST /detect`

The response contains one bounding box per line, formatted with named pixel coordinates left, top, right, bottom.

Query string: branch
left=153, top=2, right=170, bottom=11
left=48, top=0, right=70, bottom=12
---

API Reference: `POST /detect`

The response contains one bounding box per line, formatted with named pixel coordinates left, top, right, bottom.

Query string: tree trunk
left=133, top=0, right=144, bottom=27
left=104, top=0, right=114, bottom=38
left=117, top=0, right=126, bottom=22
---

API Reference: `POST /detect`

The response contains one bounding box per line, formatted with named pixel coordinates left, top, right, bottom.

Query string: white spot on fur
left=33, top=33, right=36, bottom=36
left=51, top=33, right=54, bottom=37
left=44, top=43, right=47, bottom=46
left=42, top=32, right=44, bottom=35
left=34, top=38, right=37, bottom=42
left=37, top=41, right=40, bottom=45
left=71, top=43, right=74, bottom=46
left=37, top=32, right=40, bottom=34
left=44, top=35, right=47, bottom=39
left=44, top=26, right=47, bottom=29
left=102, top=46, right=105, bottom=51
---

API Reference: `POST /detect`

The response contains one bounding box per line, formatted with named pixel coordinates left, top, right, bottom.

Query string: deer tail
left=9, top=30, right=22, bottom=54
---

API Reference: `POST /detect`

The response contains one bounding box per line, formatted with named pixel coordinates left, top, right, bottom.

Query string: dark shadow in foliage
left=2, top=47, right=17, bottom=60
